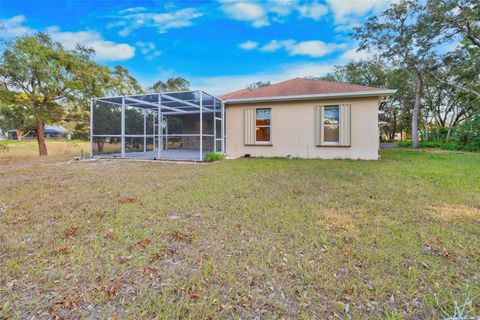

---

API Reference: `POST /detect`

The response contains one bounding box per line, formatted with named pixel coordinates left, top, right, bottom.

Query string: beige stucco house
left=220, top=78, right=395, bottom=160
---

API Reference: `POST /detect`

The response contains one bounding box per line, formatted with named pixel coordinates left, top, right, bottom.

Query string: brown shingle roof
left=220, top=77, right=388, bottom=100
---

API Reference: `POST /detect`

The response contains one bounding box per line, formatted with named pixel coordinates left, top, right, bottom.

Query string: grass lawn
left=0, top=148, right=479, bottom=318
left=0, top=140, right=89, bottom=166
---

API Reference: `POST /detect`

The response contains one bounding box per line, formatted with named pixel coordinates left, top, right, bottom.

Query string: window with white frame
left=322, top=105, right=339, bottom=144
left=255, top=108, right=271, bottom=143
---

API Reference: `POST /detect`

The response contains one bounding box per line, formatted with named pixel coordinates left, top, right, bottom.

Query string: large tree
left=0, top=33, right=111, bottom=155
left=421, top=0, right=480, bottom=97
left=70, top=65, right=143, bottom=141
left=354, top=0, right=434, bottom=148
left=150, top=77, right=190, bottom=93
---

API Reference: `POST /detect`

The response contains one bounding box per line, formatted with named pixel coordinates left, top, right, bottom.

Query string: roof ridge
left=300, top=77, right=385, bottom=89
left=219, top=77, right=391, bottom=100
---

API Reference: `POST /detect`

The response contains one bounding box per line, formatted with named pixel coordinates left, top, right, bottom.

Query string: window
left=255, top=108, right=271, bottom=143
left=322, top=106, right=339, bottom=144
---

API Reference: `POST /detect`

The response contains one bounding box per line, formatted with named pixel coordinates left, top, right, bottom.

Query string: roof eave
left=223, top=90, right=397, bottom=104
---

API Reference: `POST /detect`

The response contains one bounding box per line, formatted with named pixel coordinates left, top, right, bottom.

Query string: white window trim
left=321, top=105, right=340, bottom=146
left=255, top=108, right=272, bottom=144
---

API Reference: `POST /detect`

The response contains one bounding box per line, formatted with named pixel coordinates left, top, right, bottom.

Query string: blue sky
left=0, top=0, right=394, bottom=95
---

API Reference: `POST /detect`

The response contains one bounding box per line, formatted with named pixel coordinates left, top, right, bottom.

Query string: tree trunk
left=446, top=127, right=452, bottom=142
left=36, top=120, right=48, bottom=156
left=96, top=139, right=104, bottom=152
left=16, top=129, right=24, bottom=141
left=391, top=112, right=397, bottom=141
left=424, top=123, right=429, bottom=141
left=412, top=73, right=423, bottom=149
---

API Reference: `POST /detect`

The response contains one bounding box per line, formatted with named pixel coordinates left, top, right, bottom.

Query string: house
left=90, top=78, right=394, bottom=161
left=220, top=78, right=395, bottom=160
left=7, top=125, right=71, bottom=140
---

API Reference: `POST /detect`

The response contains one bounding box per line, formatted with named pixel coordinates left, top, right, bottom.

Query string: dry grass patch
left=323, top=211, right=357, bottom=232
left=428, top=203, right=480, bottom=222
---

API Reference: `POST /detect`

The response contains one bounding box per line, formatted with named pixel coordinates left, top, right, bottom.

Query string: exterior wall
left=225, top=97, right=380, bottom=160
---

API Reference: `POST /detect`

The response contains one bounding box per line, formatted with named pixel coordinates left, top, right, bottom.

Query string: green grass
left=0, top=149, right=479, bottom=318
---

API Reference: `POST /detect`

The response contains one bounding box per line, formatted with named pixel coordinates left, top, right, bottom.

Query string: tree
left=422, top=68, right=478, bottom=140
left=106, top=65, right=143, bottom=96
left=70, top=65, right=142, bottom=141
left=421, top=0, right=480, bottom=97
left=150, top=77, right=190, bottom=92
left=354, top=0, right=434, bottom=149
left=0, top=33, right=111, bottom=155
left=0, top=93, right=36, bottom=140
left=247, top=81, right=270, bottom=90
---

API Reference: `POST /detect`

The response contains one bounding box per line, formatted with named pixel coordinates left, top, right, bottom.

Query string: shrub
left=397, top=140, right=464, bottom=151
left=0, top=142, right=9, bottom=153
left=72, top=121, right=89, bottom=140
left=204, top=152, right=224, bottom=162
left=452, top=115, right=480, bottom=152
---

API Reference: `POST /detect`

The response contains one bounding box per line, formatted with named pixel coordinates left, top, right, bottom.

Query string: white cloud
left=298, top=2, right=328, bottom=20
left=327, top=0, right=389, bottom=21
left=339, top=47, right=371, bottom=62
left=45, top=26, right=135, bottom=61
left=1, top=15, right=34, bottom=36
left=110, top=6, right=203, bottom=36
left=220, top=0, right=332, bottom=27
left=288, top=40, right=345, bottom=57
left=259, top=40, right=294, bottom=52
left=221, top=1, right=269, bottom=27
left=136, top=41, right=162, bottom=60
left=238, top=40, right=258, bottom=50
left=1, top=15, right=135, bottom=61
left=242, top=39, right=345, bottom=58
left=326, top=0, right=397, bottom=30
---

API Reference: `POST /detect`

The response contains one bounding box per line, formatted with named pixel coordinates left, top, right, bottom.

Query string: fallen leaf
left=151, top=248, right=177, bottom=262
left=390, top=294, right=395, bottom=304
left=188, top=287, right=201, bottom=300
left=138, top=238, right=151, bottom=249
left=54, top=246, right=71, bottom=255
left=62, top=226, right=79, bottom=239
left=220, top=303, right=228, bottom=310
left=108, top=281, right=121, bottom=297
left=118, top=196, right=137, bottom=204
left=172, top=231, right=193, bottom=243
left=62, top=294, right=78, bottom=309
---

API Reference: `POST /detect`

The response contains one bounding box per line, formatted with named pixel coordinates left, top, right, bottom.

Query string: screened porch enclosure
left=90, top=91, right=224, bottom=161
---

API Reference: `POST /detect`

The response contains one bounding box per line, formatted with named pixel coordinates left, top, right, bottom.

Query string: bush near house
left=204, top=151, right=224, bottom=162
left=398, top=115, right=480, bottom=152
left=397, top=140, right=462, bottom=150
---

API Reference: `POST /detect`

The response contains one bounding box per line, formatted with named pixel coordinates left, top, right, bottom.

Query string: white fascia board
left=223, top=90, right=397, bottom=104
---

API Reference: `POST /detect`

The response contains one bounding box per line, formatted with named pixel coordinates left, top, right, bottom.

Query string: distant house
left=7, top=125, right=71, bottom=140
left=220, top=78, right=395, bottom=160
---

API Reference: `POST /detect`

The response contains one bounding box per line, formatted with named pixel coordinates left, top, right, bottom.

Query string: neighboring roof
left=6, top=125, right=70, bottom=134
left=44, top=125, right=69, bottom=134
left=220, top=77, right=396, bottom=103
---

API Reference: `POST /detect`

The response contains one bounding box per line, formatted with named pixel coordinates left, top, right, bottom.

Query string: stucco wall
left=225, top=97, right=380, bottom=160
